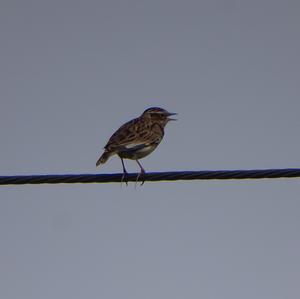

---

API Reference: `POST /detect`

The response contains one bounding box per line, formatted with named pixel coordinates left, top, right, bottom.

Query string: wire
left=0, top=168, right=300, bottom=185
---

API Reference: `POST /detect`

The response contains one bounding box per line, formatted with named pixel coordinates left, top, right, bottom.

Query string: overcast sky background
left=1, top=0, right=300, bottom=298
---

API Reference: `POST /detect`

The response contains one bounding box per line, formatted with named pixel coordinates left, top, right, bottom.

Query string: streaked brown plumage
left=96, top=107, right=177, bottom=184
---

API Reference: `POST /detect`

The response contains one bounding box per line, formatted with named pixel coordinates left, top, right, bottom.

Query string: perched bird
left=96, top=107, right=177, bottom=184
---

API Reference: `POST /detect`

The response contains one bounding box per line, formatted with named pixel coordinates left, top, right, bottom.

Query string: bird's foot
left=121, top=171, right=129, bottom=186
left=135, top=169, right=146, bottom=187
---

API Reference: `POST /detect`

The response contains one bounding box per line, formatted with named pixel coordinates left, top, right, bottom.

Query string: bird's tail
left=96, top=151, right=111, bottom=167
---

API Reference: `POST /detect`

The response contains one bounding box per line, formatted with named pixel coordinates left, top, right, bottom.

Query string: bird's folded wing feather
left=104, top=119, right=160, bottom=151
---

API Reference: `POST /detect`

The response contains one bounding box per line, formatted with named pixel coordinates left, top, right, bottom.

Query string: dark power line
left=0, top=168, right=300, bottom=185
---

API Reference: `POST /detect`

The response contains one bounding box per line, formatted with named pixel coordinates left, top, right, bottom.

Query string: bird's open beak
left=166, top=112, right=177, bottom=121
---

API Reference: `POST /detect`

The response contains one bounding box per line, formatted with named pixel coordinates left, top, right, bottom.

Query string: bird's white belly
left=119, top=144, right=157, bottom=160
left=134, top=145, right=156, bottom=158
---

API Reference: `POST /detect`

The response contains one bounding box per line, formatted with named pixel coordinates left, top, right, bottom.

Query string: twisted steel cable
left=0, top=168, right=300, bottom=185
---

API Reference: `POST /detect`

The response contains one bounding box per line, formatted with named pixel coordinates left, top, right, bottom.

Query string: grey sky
left=1, top=1, right=300, bottom=298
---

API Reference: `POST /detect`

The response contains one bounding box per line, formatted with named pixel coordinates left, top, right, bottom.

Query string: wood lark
left=96, top=107, right=177, bottom=184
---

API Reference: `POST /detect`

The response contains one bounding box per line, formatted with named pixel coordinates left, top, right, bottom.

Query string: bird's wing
left=104, top=118, right=162, bottom=152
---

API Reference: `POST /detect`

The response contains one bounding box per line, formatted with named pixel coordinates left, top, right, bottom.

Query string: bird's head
left=141, top=107, right=177, bottom=126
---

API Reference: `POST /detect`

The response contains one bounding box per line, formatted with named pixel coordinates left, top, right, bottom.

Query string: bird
left=96, top=107, right=177, bottom=185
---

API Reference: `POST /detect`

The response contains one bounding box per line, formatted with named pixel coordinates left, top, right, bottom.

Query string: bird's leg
left=120, top=157, right=128, bottom=186
left=135, top=160, right=146, bottom=186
